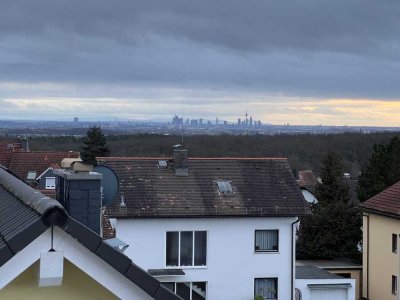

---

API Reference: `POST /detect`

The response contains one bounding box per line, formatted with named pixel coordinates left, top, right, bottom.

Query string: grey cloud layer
left=0, top=0, right=399, bottom=100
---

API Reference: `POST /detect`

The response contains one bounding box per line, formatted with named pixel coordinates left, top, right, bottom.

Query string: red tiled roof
left=7, top=151, right=80, bottom=180
left=0, top=152, right=13, bottom=168
left=358, top=181, right=400, bottom=218
left=297, top=170, right=319, bottom=191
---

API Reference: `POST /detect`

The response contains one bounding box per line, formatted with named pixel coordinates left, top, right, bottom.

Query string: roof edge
left=0, top=166, right=67, bottom=226
left=358, top=205, right=400, bottom=220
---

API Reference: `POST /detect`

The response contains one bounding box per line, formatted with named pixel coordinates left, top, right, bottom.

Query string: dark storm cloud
left=0, top=0, right=399, bottom=99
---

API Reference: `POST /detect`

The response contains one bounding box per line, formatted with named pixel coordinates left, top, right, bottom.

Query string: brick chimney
left=173, top=144, right=188, bottom=176
left=54, top=162, right=102, bottom=234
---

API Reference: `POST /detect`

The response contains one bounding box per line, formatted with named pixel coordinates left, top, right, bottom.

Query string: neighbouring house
left=0, top=148, right=80, bottom=188
left=296, top=170, right=360, bottom=206
left=295, top=265, right=355, bottom=300
left=98, top=145, right=311, bottom=300
left=297, top=170, right=319, bottom=204
left=0, top=165, right=180, bottom=300
left=358, top=180, right=400, bottom=300
left=297, top=260, right=361, bottom=300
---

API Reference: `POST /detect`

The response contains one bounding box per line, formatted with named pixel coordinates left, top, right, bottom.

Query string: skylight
left=158, top=160, right=168, bottom=168
left=217, top=181, right=233, bottom=193
left=26, top=171, right=37, bottom=180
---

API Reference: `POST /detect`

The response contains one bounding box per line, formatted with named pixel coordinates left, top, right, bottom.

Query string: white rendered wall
left=116, top=217, right=297, bottom=300
left=296, top=278, right=355, bottom=300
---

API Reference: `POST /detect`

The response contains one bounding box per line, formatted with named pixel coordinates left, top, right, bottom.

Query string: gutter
left=291, top=217, right=300, bottom=300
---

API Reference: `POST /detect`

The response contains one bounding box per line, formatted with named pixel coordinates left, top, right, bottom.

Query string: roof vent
left=120, top=193, right=126, bottom=208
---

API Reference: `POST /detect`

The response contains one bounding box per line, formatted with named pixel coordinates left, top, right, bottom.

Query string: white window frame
left=162, top=281, right=207, bottom=300
left=165, top=231, right=207, bottom=268
left=254, top=229, right=279, bottom=253
left=45, top=177, right=56, bottom=189
left=254, top=277, right=278, bottom=300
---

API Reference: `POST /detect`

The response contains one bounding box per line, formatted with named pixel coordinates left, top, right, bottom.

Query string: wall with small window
left=115, top=217, right=296, bottom=300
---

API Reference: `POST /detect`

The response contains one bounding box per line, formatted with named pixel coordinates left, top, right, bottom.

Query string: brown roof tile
left=100, top=157, right=311, bottom=218
left=358, top=181, right=400, bottom=218
left=7, top=151, right=80, bottom=180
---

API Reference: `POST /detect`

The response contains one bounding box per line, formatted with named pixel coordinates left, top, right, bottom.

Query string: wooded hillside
left=23, top=132, right=399, bottom=176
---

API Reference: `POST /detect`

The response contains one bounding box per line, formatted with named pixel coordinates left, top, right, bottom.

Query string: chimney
left=54, top=162, right=103, bottom=234
left=21, top=137, right=29, bottom=152
left=173, top=144, right=188, bottom=176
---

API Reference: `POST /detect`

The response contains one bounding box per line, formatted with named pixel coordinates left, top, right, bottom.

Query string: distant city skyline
left=1, top=1, right=399, bottom=126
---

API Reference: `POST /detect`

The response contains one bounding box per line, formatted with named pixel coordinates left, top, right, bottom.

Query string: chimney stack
left=54, top=162, right=102, bottom=234
left=173, top=144, right=188, bottom=176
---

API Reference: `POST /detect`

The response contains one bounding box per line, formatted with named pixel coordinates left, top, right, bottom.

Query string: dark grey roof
left=297, top=260, right=362, bottom=270
left=99, top=157, right=311, bottom=218
left=0, top=166, right=180, bottom=300
left=148, top=269, right=185, bottom=276
left=296, top=266, right=345, bottom=280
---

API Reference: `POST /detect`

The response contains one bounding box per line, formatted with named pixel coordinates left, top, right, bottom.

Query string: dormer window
left=216, top=181, right=232, bottom=193
left=26, top=171, right=37, bottom=180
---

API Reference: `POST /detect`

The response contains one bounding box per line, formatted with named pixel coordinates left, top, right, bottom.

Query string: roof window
left=217, top=180, right=233, bottom=193
left=26, top=171, right=37, bottom=180
left=158, top=160, right=168, bottom=169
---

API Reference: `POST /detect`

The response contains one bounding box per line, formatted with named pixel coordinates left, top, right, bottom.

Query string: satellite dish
left=94, top=165, right=119, bottom=207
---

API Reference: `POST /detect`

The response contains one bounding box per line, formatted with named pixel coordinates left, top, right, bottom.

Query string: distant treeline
left=22, top=132, right=399, bottom=176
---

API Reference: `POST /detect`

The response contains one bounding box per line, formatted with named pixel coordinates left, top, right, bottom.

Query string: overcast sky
left=1, top=0, right=399, bottom=125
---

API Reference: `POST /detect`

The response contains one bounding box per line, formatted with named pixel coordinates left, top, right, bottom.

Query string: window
left=254, top=278, right=278, bottom=300
left=393, top=234, right=398, bottom=253
left=393, top=275, right=398, bottom=295
left=166, top=231, right=207, bottom=267
left=255, top=230, right=279, bottom=252
left=216, top=181, right=232, bottom=193
left=26, top=171, right=37, bottom=180
left=45, top=177, right=56, bottom=189
left=162, top=282, right=206, bottom=300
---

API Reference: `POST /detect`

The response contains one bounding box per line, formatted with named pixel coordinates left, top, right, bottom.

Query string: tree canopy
left=358, top=136, right=400, bottom=202
left=81, top=126, right=110, bottom=166
left=297, top=151, right=362, bottom=262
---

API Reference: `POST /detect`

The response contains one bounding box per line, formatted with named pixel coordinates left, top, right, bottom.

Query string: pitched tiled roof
left=358, top=181, right=400, bottom=218
left=99, top=157, right=310, bottom=218
left=7, top=151, right=80, bottom=180
left=102, top=212, right=116, bottom=239
left=0, top=166, right=180, bottom=300
left=0, top=152, right=13, bottom=168
left=297, top=170, right=319, bottom=193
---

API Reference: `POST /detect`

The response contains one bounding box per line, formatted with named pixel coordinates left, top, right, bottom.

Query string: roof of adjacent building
left=1, top=151, right=80, bottom=181
left=297, top=260, right=362, bottom=270
left=297, top=170, right=319, bottom=193
left=296, top=170, right=360, bottom=206
left=296, top=266, right=345, bottom=280
left=358, top=180, right=400, bottom=219
left=0, top=166, right=179, bottom=300
left=99, top=157, right=310, bottom=218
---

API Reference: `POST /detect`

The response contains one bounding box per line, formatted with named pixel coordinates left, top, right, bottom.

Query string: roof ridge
left=0, top=166, right=67, bottom=227
left=97, top=157, right=288, bottom=160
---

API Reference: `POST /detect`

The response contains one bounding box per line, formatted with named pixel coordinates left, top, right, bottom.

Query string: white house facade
left=115, top=217, right=297, bottom=300
left=100, top=146, right=310, bottom=300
